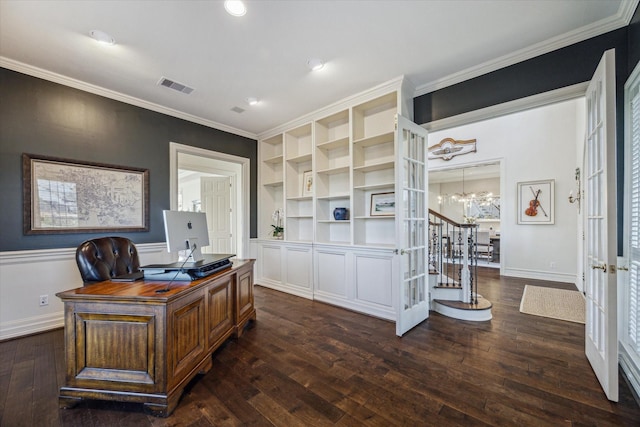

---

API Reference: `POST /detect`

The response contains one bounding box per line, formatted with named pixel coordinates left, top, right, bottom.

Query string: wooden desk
left=56, top=259, right=255, bottom=417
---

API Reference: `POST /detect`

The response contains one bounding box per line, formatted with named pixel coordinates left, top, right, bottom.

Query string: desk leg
left=235, top=309, right=257, bottom=339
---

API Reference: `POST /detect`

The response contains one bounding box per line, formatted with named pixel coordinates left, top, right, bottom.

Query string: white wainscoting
left=0, top=243, right=169, bottom=341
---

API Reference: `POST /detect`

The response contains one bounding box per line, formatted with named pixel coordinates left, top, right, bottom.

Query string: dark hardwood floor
left=1, top=268, right=639, bottom=426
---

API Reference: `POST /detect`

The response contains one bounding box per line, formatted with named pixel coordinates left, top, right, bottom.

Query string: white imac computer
left=163, top=210, right=210, bottom=262
left=140, top=210, right=235, bottom=284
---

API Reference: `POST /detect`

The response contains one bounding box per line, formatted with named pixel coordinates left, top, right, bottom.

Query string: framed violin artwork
left=517, top=179, right=555, bottom=224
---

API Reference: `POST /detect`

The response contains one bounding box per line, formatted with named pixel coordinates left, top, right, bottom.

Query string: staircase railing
left=428, top=209, right=478, bottom=304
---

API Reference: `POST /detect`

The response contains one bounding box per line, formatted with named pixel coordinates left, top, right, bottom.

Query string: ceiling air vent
left=157, top=77, right=194, bottom=94
left=231, top=106, right=245, bottom=114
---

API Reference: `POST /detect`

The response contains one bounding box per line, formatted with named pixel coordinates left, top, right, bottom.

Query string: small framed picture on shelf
left=302, top=170, right=313, bottom=197
left=370, top=192, right=395, bottom=216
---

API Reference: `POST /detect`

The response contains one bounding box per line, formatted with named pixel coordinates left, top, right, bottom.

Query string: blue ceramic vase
left=333, top=207, right=348, bottom=220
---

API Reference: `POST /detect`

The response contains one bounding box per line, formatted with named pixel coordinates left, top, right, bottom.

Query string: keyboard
left=189, top=258, right=232, bottom=278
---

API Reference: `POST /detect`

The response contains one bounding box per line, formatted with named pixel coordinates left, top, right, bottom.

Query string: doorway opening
left=169, top=142, right=250, bottom=259
left=429, top=161, right=502, bottom=269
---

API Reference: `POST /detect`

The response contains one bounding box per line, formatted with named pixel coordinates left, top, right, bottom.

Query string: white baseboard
left=313, top=292, right=395, bottom=321
left=0, top=312, right=64, bottom=341
left=502, top=267, right=576, bottom=284
left=255, top=281, right=313, bottom=300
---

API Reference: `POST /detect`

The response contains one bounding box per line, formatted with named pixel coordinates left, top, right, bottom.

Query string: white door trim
left=169, top=142, right=250, bottom=259
left=423, top=82, right=588, bottom=132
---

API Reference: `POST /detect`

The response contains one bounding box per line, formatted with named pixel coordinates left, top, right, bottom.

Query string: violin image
left=525, top=186, right=548, bottom=217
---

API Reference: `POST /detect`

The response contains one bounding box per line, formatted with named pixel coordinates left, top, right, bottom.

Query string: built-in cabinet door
left=257, top=241, right=314, bottom=299
left=584, top=49, right=618, bottom=402
left=395, top=114, right=429, bottom=336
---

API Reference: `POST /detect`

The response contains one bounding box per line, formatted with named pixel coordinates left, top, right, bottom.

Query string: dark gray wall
left=630, top=4, right=640, bottom=73
left=415, top=8, right=640, bottom=255
left=413, top=27, right=630, bottom=124
left=0, top=68, right=257, bottom=251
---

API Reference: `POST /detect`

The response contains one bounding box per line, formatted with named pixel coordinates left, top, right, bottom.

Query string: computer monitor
left=163, top=210, right=210, bottom=262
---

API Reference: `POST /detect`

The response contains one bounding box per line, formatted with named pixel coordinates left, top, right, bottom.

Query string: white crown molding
left=621, top=0, right=640, bottom=23
left=0, top=57, right=258, bottom=140
left=414, top=0, right=638, bottom=97
left=257, top=75, right=407, bottom=140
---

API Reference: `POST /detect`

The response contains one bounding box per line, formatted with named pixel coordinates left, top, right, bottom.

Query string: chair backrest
left=75, top=236, right=140, bottom=283
left=476, top=231, right=491, bottom=245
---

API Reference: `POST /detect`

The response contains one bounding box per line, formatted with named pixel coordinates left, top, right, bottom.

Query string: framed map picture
left=22, top=153, right=149, bottom=234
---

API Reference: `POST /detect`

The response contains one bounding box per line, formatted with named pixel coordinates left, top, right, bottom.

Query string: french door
left=584, top=49, right=618, bottom=402
left=395, top=114, right=429, bottom=336
left=619, top=59, right=640, bottom=401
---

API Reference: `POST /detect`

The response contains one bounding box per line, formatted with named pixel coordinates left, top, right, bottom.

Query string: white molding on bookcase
left=258, top=76, right=409, bottom=141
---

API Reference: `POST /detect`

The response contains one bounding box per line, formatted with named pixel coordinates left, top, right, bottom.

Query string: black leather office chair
left=75, top=236, right=141, bottom=283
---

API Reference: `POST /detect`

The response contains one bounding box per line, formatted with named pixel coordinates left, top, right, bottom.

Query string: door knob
left=591, top=263, right=607, bottom=273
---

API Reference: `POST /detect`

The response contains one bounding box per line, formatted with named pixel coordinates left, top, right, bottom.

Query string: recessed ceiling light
left=246, top=97, right=259, bottom=106
left=224, top=0, right=246, bottom=17
left=307, top=58, right=324, bottom=71
left=89, top=29, right=115, bottom=45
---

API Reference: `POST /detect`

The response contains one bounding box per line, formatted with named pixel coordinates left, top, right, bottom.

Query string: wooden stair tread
left=434, top=284, right=462, bottom=289
left=433, top=297, right=492, bottom=310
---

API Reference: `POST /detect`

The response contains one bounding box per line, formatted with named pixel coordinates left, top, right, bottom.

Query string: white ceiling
left=1, top=0, right=636, bottom=139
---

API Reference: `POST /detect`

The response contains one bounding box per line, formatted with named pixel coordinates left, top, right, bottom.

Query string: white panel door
left=201, top=176, right=232, bottom=254
left=584, top=49, right=618, bottom=402
left=395, top=114, right=429, bottom=336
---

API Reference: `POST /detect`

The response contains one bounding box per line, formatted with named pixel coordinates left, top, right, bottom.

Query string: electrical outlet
left=550, top=262, right=556, bottom=270
left=39, top=294, right=48, bottom=306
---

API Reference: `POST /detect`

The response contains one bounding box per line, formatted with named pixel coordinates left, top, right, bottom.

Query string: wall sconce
left=568, top=167, right=581, bottom=212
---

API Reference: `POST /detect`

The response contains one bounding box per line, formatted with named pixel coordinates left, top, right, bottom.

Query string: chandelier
left=437, top=169, right=497, bottom=207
